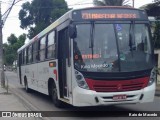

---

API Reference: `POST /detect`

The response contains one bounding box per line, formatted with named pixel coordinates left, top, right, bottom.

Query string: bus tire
left=24, top=78, right=30, bottom=93
left=51, top=82, right=63, bottom=108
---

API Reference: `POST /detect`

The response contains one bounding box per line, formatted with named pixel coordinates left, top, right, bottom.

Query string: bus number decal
left=74, top=54, right=101, bottom=60
left=81, top=63, right=113, bottom=69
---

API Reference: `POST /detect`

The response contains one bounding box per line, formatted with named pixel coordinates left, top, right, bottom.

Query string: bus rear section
left=70, top=7, right=156, bottom=106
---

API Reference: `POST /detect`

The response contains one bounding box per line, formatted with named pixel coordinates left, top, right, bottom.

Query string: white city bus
left=17, top=6, right=156, bottom=107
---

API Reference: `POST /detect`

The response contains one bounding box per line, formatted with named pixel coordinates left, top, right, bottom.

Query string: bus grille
left=85, top=77, right=149, bottom=92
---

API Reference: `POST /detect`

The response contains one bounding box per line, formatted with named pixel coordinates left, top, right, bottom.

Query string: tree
left=7, top=34, right=17, bottom=45
left=93, top=0, right=131, bottom=6
left=153, top=21, right=160, bottom=49
left=3, top=34, right=26, bottom=65
left=140, top=1, right=160, bottom=49
left=13, top=34, right=26, bottom=52
left=140, top=2, right=160, bottom=17
left=19, top=0, right=68, bottom=39
left=140, top=1, right=160, bottom=17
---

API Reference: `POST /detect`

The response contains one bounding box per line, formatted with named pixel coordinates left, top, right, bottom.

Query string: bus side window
left=28, top=45, right=33, bottom=63
left=47, top=31, right=55, bottom=59
left=39, top=36, right=46, bottom=61
left=24, top=48, right=26, bottom=64
left=33, top=41, right=38, bottom=62
left=26, top=47, right=29, bottom=64
left=21, top=51, right=23, bottom=65
left=22, top=50, right=25, bottom=65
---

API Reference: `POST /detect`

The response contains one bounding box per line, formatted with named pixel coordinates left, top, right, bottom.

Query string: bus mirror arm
left=69, top=24, right=77, bottom=39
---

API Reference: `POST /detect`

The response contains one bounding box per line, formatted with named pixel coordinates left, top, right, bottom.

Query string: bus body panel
left=21, top=64, right=38, bottom=91
left=20, top=60, right=58, bottom=95
left=37, top=60, right=57, bottom=95
left=72, top=82, right=155, bottom=106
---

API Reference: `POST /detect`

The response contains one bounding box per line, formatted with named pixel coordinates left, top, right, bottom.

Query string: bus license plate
left=113, top=95, right=127, bottom=101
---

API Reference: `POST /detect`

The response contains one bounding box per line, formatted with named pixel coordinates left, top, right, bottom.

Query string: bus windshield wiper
left=89, top=22, right=95, bottom=59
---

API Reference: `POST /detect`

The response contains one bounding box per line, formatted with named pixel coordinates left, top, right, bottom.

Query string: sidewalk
left=0, top=85, right=36, bottom=120
left=0, top=86, right=28, bottom=111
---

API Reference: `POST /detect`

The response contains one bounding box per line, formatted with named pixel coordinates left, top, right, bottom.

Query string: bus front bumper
left=72, top=83, right=155, bottom=107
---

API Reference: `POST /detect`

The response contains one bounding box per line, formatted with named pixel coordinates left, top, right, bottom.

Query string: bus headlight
left=75, top=70, right=89, bottom=89
left=148, top=68, right=156, bottom=86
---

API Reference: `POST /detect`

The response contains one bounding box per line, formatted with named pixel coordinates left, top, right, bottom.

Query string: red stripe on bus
left=85, top=77, right=149, bottom=92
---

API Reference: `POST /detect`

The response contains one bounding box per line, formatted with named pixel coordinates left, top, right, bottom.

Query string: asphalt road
left=4, top=71, right=160, bottom=120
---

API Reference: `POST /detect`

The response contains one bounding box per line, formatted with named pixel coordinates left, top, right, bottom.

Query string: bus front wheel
left=51, top=83, right=63, bottom=108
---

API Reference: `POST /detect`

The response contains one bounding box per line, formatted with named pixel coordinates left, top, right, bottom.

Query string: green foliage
left=93, top=0, right=130, bottom=6
left=140, top=1, right=160, bottom=49
left=18, top=34, right=26, bottom=44
left=3, top=34, right=26, bottom=65
left=19, top=0, right=68, bottom=39
left=5, top=51, right=15, bottom=65
left=148, top=5, right=160, bottom=17
left=7, top=34, right=17, bottom=45
left=141, top=2, right=160, bottom=17
left=153, top=21, right=160, bottom=49
left=19, top=2, right=32, bottom=29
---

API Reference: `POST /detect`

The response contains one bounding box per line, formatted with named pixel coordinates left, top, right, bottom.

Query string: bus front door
left=58, top=28, right=69, bottom=98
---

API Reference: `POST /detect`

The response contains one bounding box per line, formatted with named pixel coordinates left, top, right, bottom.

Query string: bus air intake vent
left=85, top=77, right=149, bottom=92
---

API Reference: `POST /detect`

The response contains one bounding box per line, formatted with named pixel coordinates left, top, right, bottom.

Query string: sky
left=1, top=0, right=153, bottom=44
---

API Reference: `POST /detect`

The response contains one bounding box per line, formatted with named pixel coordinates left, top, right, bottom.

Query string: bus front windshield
left=73, top=23, right=154, bottom=72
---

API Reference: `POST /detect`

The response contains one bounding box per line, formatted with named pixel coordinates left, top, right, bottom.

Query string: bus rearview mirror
left=69, top=24, right=77, bottom=39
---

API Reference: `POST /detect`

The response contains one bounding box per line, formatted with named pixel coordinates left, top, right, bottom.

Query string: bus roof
left=17, top=6, right=145, bottom=53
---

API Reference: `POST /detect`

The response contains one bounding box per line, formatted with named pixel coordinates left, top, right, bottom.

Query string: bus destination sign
left=82, top=13, right=137, bottom=19
left=72, top=8, right=147, bottom=21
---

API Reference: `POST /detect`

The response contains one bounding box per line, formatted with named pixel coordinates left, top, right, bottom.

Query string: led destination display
left=72, top=8, right=148, bottom=21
